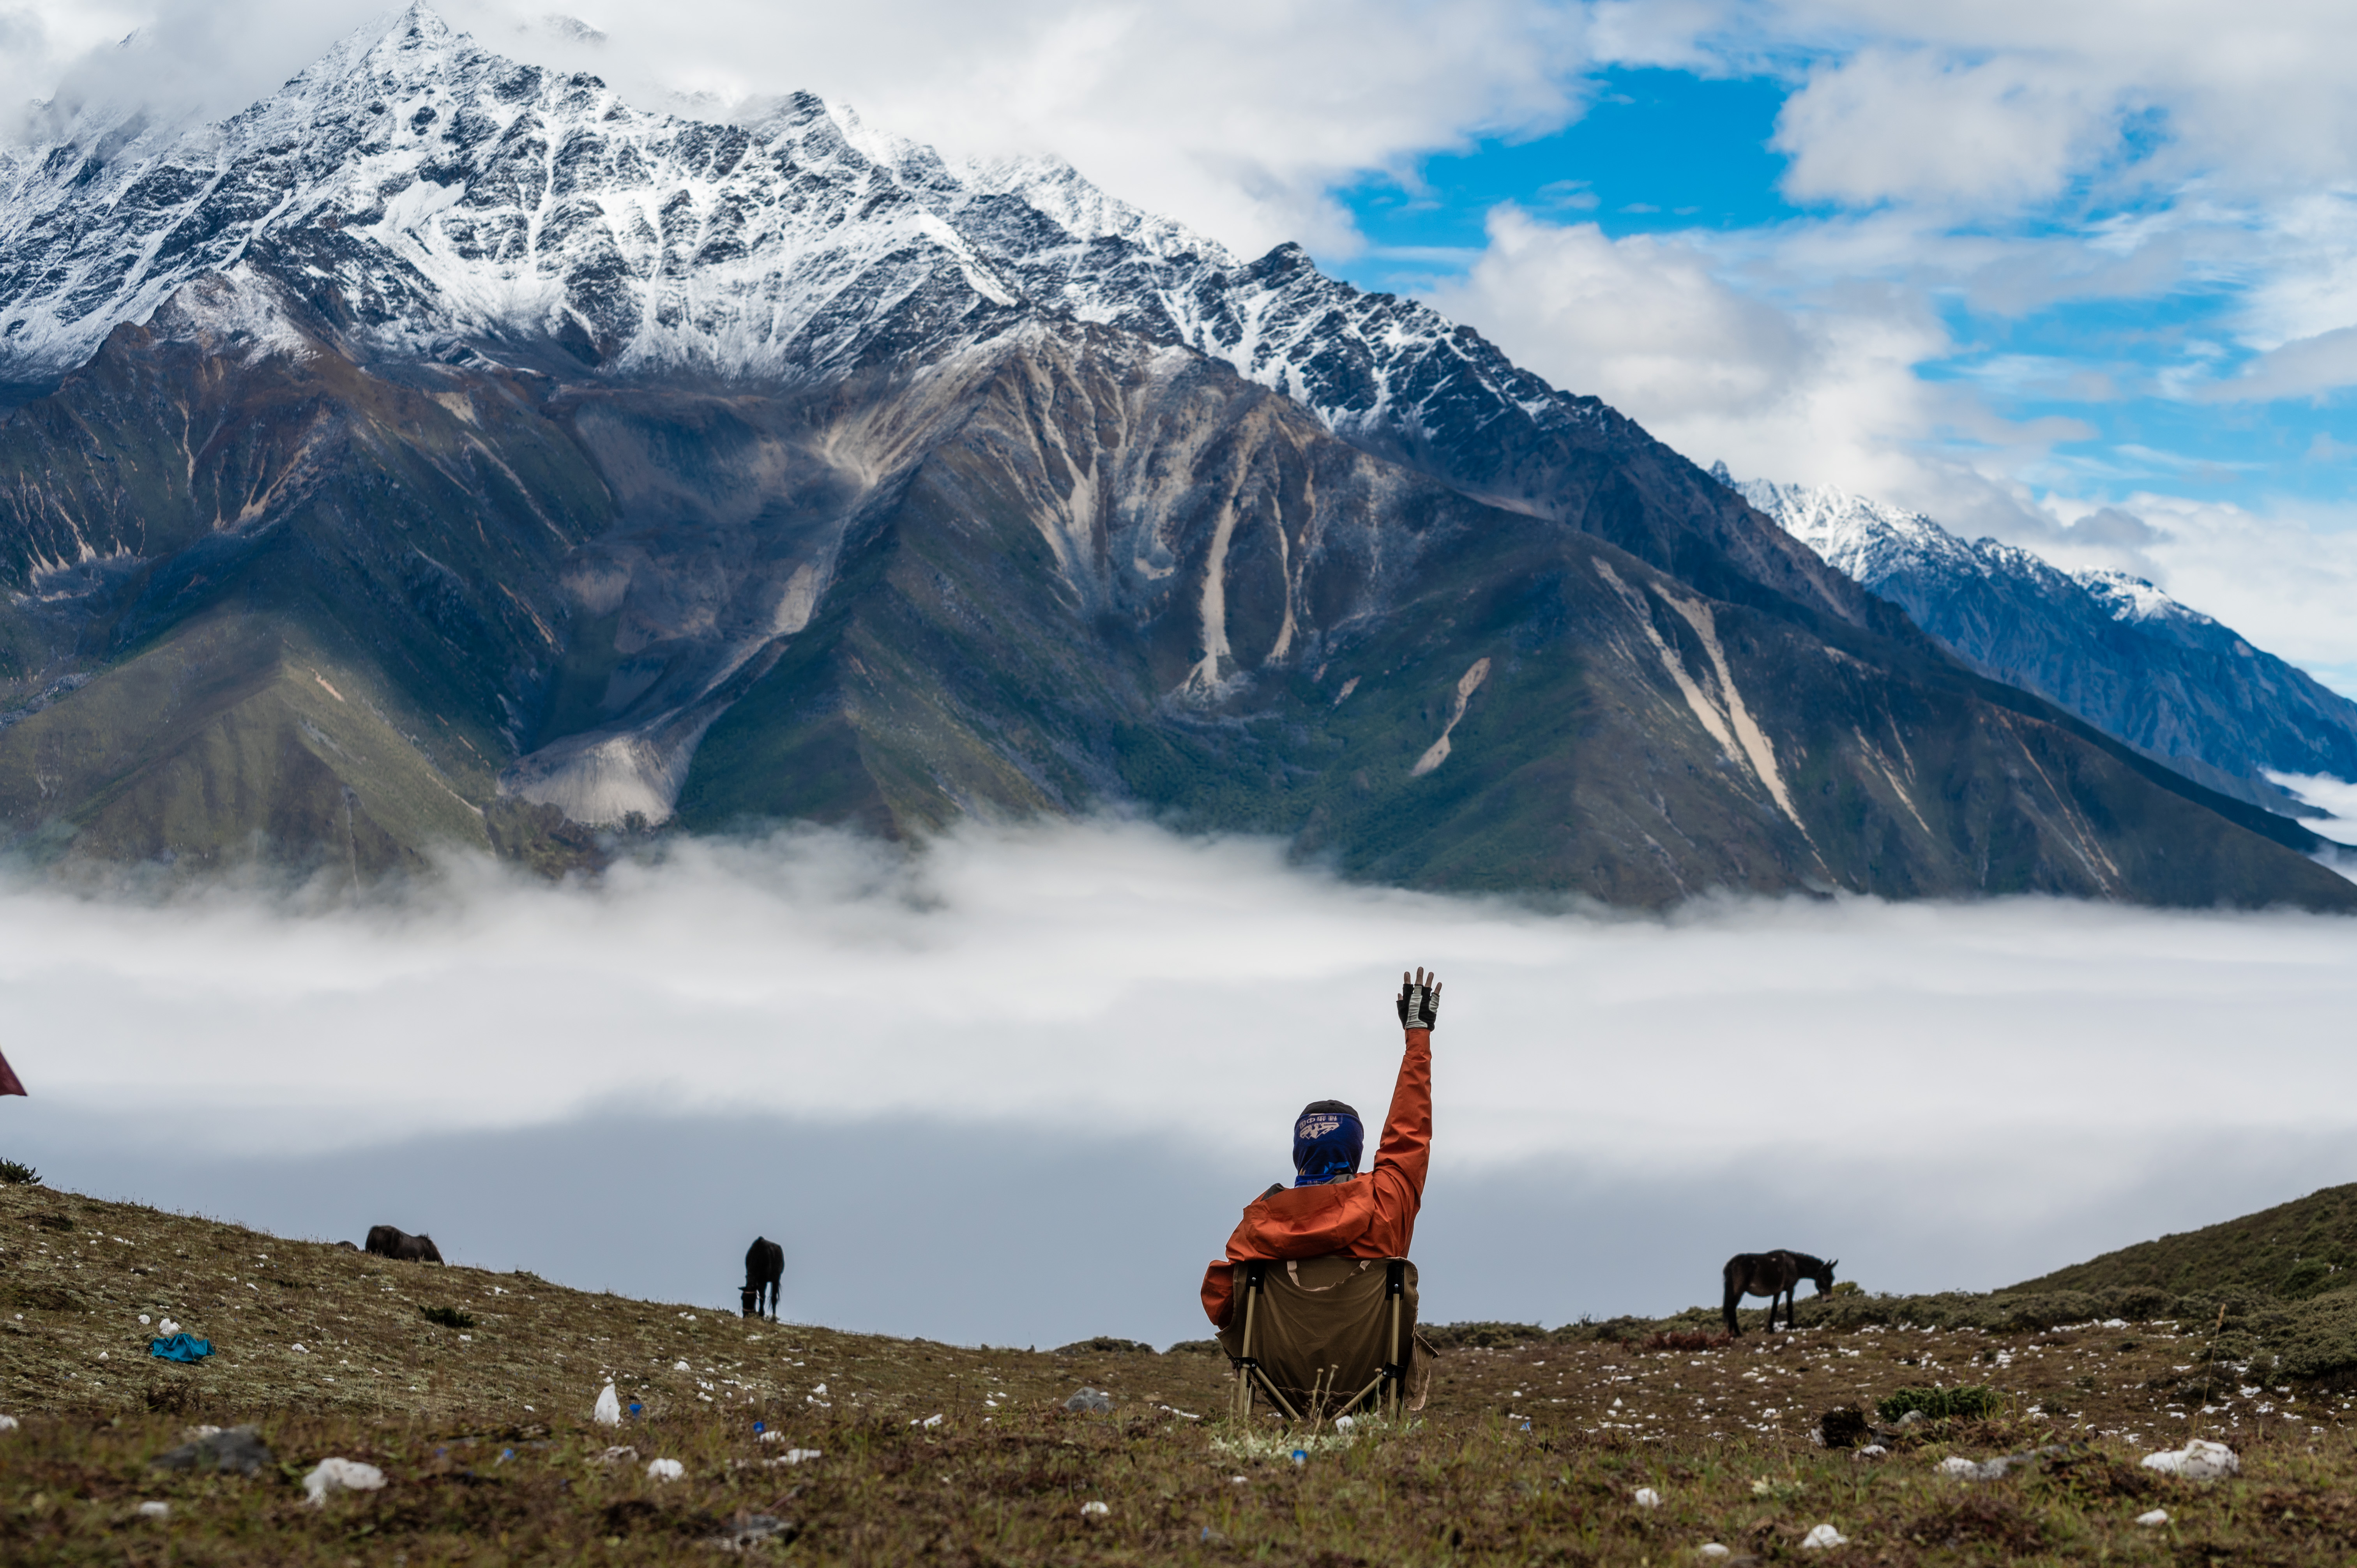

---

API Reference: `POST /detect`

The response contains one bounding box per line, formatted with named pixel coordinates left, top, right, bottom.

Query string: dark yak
left=742, top=1236, right=783, bottom=1320
left=365, top=1225, right=445, bottom=1264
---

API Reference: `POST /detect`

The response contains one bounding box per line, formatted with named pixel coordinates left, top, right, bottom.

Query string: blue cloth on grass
left=149, top=1333, right=212, bottom=1362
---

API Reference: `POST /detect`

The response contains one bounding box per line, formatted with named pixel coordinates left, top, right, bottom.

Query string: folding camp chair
left=1217, top=1255, right=1428, bottom=1422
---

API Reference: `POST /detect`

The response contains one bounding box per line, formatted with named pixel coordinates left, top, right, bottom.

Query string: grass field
left=7, top=1180, right=2357, bottom=1563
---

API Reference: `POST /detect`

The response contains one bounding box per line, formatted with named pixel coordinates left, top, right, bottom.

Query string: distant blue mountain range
left=1732, top=470, right=2357, bottom=818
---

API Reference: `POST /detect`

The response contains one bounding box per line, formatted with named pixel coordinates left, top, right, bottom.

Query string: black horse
left=364, top=1224, right=445, bottom=1264
left=741, top=1236, right=784, bottom=1321
left=1722, top=1250, right=1836, bottom=1335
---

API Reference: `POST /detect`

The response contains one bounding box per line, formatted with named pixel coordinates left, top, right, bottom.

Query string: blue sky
left=1338, top=69, right=1805, bottom=271
left=1331, top=63, right=2356, bottom=519
left=1270, top=32, right=2357, bottom=697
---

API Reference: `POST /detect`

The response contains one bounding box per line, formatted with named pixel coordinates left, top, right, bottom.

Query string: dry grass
left=8, top=1181, right=2357, bottom=1563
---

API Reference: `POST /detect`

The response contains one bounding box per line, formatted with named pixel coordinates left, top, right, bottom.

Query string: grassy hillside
left=12, top=1181, right=2357, bottom=1562
left=2007, top=1184, right=2357, bottom=1301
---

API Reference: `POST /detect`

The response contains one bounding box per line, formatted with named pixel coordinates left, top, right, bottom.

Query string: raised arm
left=1369, top=966, right=1438, bottom=1217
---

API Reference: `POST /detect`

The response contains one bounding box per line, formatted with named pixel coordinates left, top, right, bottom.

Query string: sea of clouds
left=7, top=817, right=2355, bottom=1348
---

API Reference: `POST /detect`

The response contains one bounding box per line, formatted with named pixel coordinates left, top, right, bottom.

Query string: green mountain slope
left=2011, top=1185, right=2357, bottom=1302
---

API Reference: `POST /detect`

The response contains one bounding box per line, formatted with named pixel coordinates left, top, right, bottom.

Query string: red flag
left=0, top=1049, right=23, bottom=1097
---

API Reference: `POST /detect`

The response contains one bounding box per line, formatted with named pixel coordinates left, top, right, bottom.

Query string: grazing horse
left=1722, top=1250, right=1836, bottom=1335
left=364, top=1225, right=445, bottom=1264
left=742, top=1236, right=784, bottom=1321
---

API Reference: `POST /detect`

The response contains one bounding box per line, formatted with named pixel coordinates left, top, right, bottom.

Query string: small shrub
left=34, top=1212, right=73, bottom=1231
left=1054, top=1337, right=1157, bottom=1355
left=1639, top=1330, right=1731, bottom=1352
left=1163, top=1338, right=1222, bottom=1354
left=421, top=1305, right=476, bottom=1330
left=0, top=1159, right=38, bottom=1185
left=1876, top=1384, right=2000, bottom=1422
left=1424, top=1321, right=1547, bottom=1350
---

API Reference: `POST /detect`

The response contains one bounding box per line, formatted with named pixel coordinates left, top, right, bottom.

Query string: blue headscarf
left=1292, top=1102, right=1364, bottom=1187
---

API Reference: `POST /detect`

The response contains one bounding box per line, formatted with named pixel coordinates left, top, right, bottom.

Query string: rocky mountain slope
left=0, top=6, right=2343, bottom=908
left=1738, top=476, right=2357, bottom=815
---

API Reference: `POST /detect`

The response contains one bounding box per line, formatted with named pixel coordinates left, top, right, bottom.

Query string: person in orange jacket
left=1199, top=966, right=1439, bottom=1329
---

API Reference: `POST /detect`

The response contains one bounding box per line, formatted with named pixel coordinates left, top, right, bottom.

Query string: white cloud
left=2034, top=492, right=2357, bottom=672
left=7, top=817, right=2357, bottom=1342
left=2268, top=773, right=2357, bottom=845
left=1760, top=1, right=2357, bottom=213
left=1773, top=46, right=2125, bottom=210
left=1424, top=207, right=2090, bottom=536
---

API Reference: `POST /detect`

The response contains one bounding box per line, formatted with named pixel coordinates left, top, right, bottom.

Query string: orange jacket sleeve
left=1200, top=1027, right=1432, bottom=1327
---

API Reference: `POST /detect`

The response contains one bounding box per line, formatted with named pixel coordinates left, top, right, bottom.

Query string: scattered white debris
left=2137, top=1508, right=2170, bottom=1527
left=810, top=1383, right=827, bottom=1396
left=1635, top=1487, right=1663, bottom=1508
left=1332, top=1416, right=1354, bottom=1432
left=1940, top=1456, right=2010, bottom=1481
left=292, top=1344, right=307, bottom=1354
left=773, top=1449, right=822, bottom=1466
left=1799, top=1524, right=1850, bottom=1549
left=647, top=1458, right=685, bottom=1481
left=96, top=1351, right=108, bottom=1360
left=0, top=1415, right=21, bottom=1432
left=1081, top=1501, right=1110, bottom=1517
left=159, top=1319, right=180, bottom=1336
left=2142, top=1438, right=2238, bottom=1479
left=759, top=1430, right=783, bottom=1444
left=137, top=1501, right=170, bottom=1519
left=594, top=1383, right=621, bottom=1427
left=1857, top=1444, right=1888, bottom=1457
left=674, top=1360, right=691, bottom=1372
left=922, top=1413, right=944, bottom=1428
left=138, top=1314, right=151, bottom=1326
left=302, top=1458, right=387, bottom=1506
left=1699, top=1547, right=1731, bottom=1560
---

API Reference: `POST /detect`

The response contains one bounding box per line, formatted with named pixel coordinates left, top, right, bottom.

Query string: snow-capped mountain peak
left=0, top=5, right=1027, bottom=384
left=1738, top=474, right=2357, bottom=808
left=0, top=4, right=1605, bottom=466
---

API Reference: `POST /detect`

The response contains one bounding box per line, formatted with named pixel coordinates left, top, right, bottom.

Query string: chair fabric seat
left=1216, top=1255, right=1433, bottom=1419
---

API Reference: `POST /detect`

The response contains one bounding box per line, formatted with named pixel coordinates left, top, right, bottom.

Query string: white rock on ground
left=302, top=1458, right=387, bottom=1506
left=2141, top=1439, right=2239, bottom=1479
left=647, top=1458, right=685, bottom=1481
left=1800, top=1524, right=1850, bottom=1549
left=594, top=1383, right=621, bottom=1427
left=2138, top=1509, right=2171, bottom=1527
left=137, top=1501, right=169, bottom=1519
left=1634, top=1487, right=1663, bottom=1508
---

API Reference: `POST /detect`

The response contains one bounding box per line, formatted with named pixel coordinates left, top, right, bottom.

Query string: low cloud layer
left=7, top=819, right=2356, bottom=1344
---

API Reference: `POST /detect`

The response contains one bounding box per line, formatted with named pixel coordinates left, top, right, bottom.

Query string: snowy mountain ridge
left=0, top=8, right=1031, bottom=387
left=1739, top=477, right=2225, bottom=641
left=0, top=3, right=1572, bottom=460
left=1734, top=473, right=2357, bottom=809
